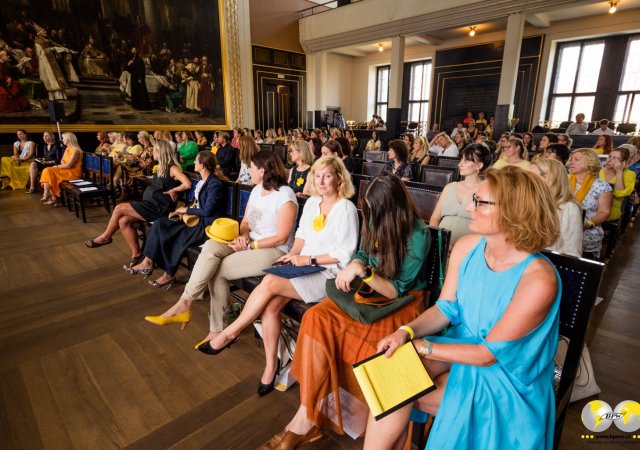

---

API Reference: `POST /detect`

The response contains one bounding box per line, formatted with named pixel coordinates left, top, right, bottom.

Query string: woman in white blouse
left=530, top=158, right=583, bottom=257
left=204, top=156, right=359, bottom=396
left=429, top=132, right=459, bottom=157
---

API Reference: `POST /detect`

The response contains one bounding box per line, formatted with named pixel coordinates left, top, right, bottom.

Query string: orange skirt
left=40, top=165, right=81, bottom=197
left=291, top=291, right=425, bottom=436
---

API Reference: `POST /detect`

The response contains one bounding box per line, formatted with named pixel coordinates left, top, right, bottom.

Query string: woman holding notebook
left=365, top=166, right=561, bottom=450
left=262, top=173, right=430, bottom=449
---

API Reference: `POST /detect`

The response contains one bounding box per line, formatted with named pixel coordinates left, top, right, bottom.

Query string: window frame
left=406, top=60, right=432, bottom=125
left=374, top=65, right=390, bottom=121
left=614, top=36, right=640, bottom=123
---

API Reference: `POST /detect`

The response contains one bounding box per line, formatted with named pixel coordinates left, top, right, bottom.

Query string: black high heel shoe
left=196, top=336, right=239, bottom=356
left=257, top=359, right=281, bottom=397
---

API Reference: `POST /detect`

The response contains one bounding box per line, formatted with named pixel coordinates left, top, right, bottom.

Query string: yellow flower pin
left=312, top=214, right=326, bottom=232
left=296, top=176, right=305, bottom=187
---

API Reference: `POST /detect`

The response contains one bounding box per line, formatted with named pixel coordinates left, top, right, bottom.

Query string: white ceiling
left=330, top=0, right=640, bottom=56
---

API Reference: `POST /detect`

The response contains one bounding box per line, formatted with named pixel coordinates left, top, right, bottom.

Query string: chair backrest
left=99, top=156, right=114, bottom=186
left=295, top=195, right=307, bottom=228
left=425, top=226, right=451, bottom=303
left=363, top=150, right=388, bottom=162
left=350, top=174, right=370, bottom=207
left=260, top=143, right=274, bottom=153
left=357, top=177, right=371, bottom=209
left=405, top=182, right=443, bottom=221
left=361, top=161, right=385, bottom=177
left=83, top=152, right=101, bottom=180
left=273, top=144, right=288, bottom=164
left=236, top=183, right=254, bottom=220
left=420, top=166, right=458, bottom=187
left=436, top=156, right=460, bottom=169
left=181, top=177, right=200, bottom=204
left=616, top=122, right=637, bottom=134
left=540, top=251, right=605, bottom=449
left=224, top=181, right=238, bottom=218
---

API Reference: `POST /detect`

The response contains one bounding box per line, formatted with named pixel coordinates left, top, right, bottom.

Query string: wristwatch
left=310, top=257, right=318, bottom=266
left=417, top=340, right=433, bottom=358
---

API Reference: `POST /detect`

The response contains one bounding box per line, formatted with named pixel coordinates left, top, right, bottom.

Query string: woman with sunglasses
left=365, top=166, right=561, bottom=450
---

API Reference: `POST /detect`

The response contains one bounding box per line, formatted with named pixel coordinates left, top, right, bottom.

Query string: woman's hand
left=168, top=207, right=187, bottom=218
left=334, top=263, right=363, bottom=292
left=376, top=329, right=410, bottom=358
left=163, top=189, right=178, bottom=202
left=228, top=235, right=250, bottom=252
left=283, top=255, right=310, bottom=266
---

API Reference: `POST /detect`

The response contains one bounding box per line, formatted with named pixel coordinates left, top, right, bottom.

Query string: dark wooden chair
left=542, top=251, right=605, bottom=449
left=273, top=144, right=288, bottom=164
left=63, top=155, right=116, bottom=223
left=363, top=150, right=388, bottom=162
left=361, top=161, right=385, bottom=177
left=61, top=152, right=100, bottom=209
left=236, top=183, right=254, bottom=220
left=260, top=144, right=274, bottom=153
left=420, top=166, right=458, bottom=187
left=436, top=156, right=460, bottom=169
left=405, top=182, right=443, bottom=221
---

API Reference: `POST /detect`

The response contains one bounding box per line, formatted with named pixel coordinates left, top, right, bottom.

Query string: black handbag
left=325, top=277, right=417, bottom=324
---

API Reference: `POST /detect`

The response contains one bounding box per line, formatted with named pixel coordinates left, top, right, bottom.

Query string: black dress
left=289, top=165, right=311, bottom=194
left=143, top=175, right=226, bottom=276
left=130, top=165, right=181, bottom=222
left=36, top=142, right=63, bottom=171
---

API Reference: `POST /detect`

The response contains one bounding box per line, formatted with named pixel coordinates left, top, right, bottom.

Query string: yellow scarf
left=569, top=173, right=595, bottom=203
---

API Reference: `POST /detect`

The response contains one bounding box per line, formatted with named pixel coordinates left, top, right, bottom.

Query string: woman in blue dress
left=364, top=166, right=562, bottom=450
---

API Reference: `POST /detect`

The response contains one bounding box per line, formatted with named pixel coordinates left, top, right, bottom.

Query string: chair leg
left=80, top=199, right=87, bottom=223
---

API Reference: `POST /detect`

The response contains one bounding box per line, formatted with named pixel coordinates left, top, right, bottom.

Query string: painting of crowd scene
left=0, top=0, right=226, bottom=125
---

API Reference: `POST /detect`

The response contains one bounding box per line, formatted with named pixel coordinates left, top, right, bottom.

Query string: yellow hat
left=205, top=218, right=239, bottom=244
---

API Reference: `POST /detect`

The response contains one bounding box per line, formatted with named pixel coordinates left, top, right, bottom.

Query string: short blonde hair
left=483, top=166, right=559, bottom=253
left=530, top=158, right=577, bottom=207
left=289, top=140, right=314, bottom=165
left=571, top=148, right=601, bottom=177
left=306, top=156, right=355, bottom=199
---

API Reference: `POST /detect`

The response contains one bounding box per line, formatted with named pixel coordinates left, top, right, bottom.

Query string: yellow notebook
left=352, top=342, right=436, bottom=420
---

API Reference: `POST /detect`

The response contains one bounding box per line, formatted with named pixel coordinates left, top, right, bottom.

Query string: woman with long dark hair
left=128, top=151, right=228, bottom=288
left=262, top=173, right=430, bottom=448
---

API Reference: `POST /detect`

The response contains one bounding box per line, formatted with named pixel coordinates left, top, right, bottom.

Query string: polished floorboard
left=0, top=190, right=638, bottom=449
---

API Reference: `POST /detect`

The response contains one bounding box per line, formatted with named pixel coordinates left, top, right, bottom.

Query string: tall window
left=547, top=40, right=605, bottom=126
left=375, top=65, right=390, bottom=120
left=613, top=37, right=640, bottom=124
left=407, top=61, right=432, bottom=124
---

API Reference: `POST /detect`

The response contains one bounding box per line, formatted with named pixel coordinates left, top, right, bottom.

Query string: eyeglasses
left=472, top=193, right=497, bottom=209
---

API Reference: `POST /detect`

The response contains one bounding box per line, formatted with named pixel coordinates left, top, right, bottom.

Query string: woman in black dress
left=127, top=151, right=228, bottom=289
left=27, top=131, right=63, bottom=193
left=287, top=140, right=313, bottom=195
left=85, top=140, right=191, bottom=268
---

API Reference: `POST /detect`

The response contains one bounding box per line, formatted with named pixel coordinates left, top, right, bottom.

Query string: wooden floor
left=0, top=190, right=638, bottom=449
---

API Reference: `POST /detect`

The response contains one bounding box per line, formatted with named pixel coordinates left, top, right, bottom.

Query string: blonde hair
left=62, top=132, right=81, bottom=151
left=289, top=140, right=314, bottom=165
left=306, top=156, right=355, bottom=199
left=507, top=137, right=528, bottom=160
left=571, top=148, right=601, bottom=177
left=155, top=139, right=181, bottom=177
left=530, top=158, right=577, bottom=207
left=238, top=135, right=259, bottom=165
left=483, top=166, right=559, bottom=253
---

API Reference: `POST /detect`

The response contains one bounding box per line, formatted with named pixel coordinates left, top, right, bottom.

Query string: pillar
left=387, top=35, right=405, bottom=139
left=494, top=13, right=525, bottom=135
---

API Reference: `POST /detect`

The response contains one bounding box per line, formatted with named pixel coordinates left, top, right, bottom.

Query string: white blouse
left=295, top=196, right=359, bottom=275
left=546, top=201, right=583, bottom=258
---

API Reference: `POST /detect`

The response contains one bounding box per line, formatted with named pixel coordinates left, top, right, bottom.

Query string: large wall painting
left=0, top=0, right=229, bottom=130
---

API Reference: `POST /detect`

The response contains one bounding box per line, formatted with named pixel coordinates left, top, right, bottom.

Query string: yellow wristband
left=253, top=240, right=259, bottom=250
left=362, top=267, right=375, bottom=283
left=398, top=325, right=415, bottom=340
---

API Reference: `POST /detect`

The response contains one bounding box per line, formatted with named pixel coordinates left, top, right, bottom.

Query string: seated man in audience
left=566, top=113, right=588, bottom=135
left=591, top=119, right=615, bottom=136
left=450, top=121, right=465, bottom=139
left=215, top=131, right=238, bottom=177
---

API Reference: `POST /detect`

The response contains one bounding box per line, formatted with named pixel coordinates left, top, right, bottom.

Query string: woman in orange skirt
left=262, top=173, right=431, bottom=449
left=40, top=132, right=83, bottom=205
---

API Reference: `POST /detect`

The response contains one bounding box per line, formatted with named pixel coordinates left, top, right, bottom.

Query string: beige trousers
left=182, top=239, right=284, bottom=331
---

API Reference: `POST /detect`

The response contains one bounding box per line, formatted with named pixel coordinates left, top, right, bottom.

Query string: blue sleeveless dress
left=426, top=237, right=560, bottom=450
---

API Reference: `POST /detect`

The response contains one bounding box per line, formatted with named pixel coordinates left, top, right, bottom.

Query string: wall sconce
left=469, top=26, right=476, bottom=37
left=609, top=1, right=618, bottom=13
left=378, top=43, right=384, bottom=52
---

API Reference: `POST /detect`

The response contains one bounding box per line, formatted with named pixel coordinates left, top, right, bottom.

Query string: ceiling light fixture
left=609, top=1, right=618, bottom=13
left=469, top=26, right=476, bottom=37
left=378, top=42, right=384, bottom=52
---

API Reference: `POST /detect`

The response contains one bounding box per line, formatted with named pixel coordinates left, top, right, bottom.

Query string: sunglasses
left=472, top=193, right=497, bottom=209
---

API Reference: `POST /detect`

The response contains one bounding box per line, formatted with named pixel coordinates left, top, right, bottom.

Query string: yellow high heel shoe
left=144, top=311, right=191, bottom=330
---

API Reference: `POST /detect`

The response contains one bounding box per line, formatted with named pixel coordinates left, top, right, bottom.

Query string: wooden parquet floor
left=0, top=190, right=638, bottom=449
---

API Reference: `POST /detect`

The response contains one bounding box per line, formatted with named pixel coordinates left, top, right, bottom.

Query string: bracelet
left=416, top=340, right=433, bottom=358
left=398, top=325, right=415, bottom=341
left=362, top=266, right=375, bottom=283
left=253, top=240, right=259, bottom=250
left=585, top=219, right=595, bottom=229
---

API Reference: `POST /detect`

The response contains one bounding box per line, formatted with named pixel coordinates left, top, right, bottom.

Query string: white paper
left=79, top=187, right=98, bottom=192
left=75, top=181, right=92, bottom=186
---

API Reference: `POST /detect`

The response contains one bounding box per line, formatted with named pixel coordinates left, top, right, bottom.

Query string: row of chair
left=60, top=152, right=116, bottom=223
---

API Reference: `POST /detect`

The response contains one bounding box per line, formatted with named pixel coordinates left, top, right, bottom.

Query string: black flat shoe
left=257, top=359, right=281, bottom=397
left=196, top=336, right=239, bottom=356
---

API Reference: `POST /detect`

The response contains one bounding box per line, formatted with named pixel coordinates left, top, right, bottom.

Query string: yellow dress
left=0, top=140, right=35, bottom=189
left=599, top=168, right=636, bottom=220
left=40, top=147, right=83, bottom=197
